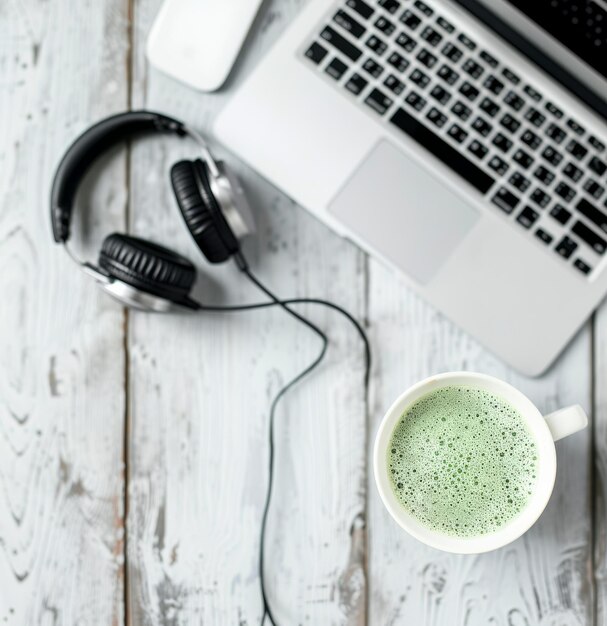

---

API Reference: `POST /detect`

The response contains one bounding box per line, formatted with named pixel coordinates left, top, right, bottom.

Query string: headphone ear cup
left=99, top=233, right=197, bottom=304
left=170, top=159, right=239, bottom=263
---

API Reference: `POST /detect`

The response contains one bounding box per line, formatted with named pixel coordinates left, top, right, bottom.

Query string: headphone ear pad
left=170, top=159, right=238, bottom=263
left=99, top=233, right=197, bottom=305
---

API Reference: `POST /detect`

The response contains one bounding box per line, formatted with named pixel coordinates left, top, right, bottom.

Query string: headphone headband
left=50, top=110, right=186, bottom=243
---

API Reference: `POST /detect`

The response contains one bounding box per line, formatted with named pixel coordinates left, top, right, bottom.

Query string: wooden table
left=1, top=0, right=606, bottom=624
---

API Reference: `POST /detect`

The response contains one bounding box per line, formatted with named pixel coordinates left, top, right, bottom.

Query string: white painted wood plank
left=367, top=264, right=593, bottom=625
left=126, top=0, right=368, bottom=623
left=594, top=301, right=607, bottom=625
left=0, top=1, right=128, bottom=624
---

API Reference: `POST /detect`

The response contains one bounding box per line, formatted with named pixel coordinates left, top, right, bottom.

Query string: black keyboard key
left=426, top=106, right=448, bottom=128
left=492, top=133, right=513, bottom=153
left=517, top=205, right=539, bottom=229
left=417, top=48, right=438, bottom=68
left=405, top=90, right=427, bottom=111
left=523, top=85, right=542, bottom=101
left=389, top=107, right=495, bottom=193
left=387, top=51, right=409, bottom=72
left=574, top=258, right=592, bottom=275
left=366, top=34, right=388, bottom=55
left=362, top=58, right=383, bottom=78
left=480, top=50, right=499, bottom=68
left=513, top=149, right=534, bottom=170
left=468, top=139, right=488, bottom=160
left=545, top=101, right=564, bottom=119
left=305, top=42, right=328, bottom=64
left=492, top=187, right=520, bottom=214
left=535, top=228, right=553, bottom=244
left=448, top=123, right=468, bottom=143
left=533, top=165, right=555, bottom=185
left=346, top=0, right=374, bottom=19
left=345, top=72, right=369, bottom=95
left=504, top=91, right=525, bottom=111
left=555, top=236, right=578, bottom=259
left=550, top=204, right=572, bottom=225
left=577, top=198, right=607, bottom=234
left=500, top=113, right=521, bottom=134
left=437, top=64, right=459, bottom=85
left=430, top=85, right=451, bottom=105
left=414, top=0, right=433, bottom=16
left=555, top=181, right=576, bottom=202
left=442, top=42, right=463, bottom=62
left=589, top=136, right=605, bottom=152
left=459, top=81, right=479, bottom=101
left=489, top=155, right=509, bottom=175
left=502, top=68, right=520, bottom=84
left=457, top=33, right=476, bottom=50
left=436, top=17, right=455, bottom=33
left=462, top=59, right=484, bottom=79
left=584, top=179, right=605, bottom=199
left=566, top=119, right=585, bottom=136
left=384, top=74, right=405, bottom=95
left=364, top=88, right=393, bottom=114
left=480, top=97, right=500, bottom=118
left=421, top=26, right=442, bottom=47
left=378, top=0, right=400, bottom=13
left=546, top=123, right=566, bottom=144
left=400, top=10, right=422, bottom=30
left=563, top=162, right=583, bottom=182
left=589, top=156, right=607, bottom=176
left=410, top=68, right=430, bottom=88
left=530, top=188, right=550, bottom=208
left=472, top=116, right=492, bottom=137
left=325, top=57, right=349, bottom=80
left=525, top=107, right=546, bottom=128
left=374, top=16, right=396, bottom=35
left=572, top=221, right=607, bottom=254
left=484, top=75, right=505, bottom=95
left=452, top=100, right=472, bottom=121
left=521, top=129, right=542, bottom=150
left=321, top=26, right=363, bottom=61
left=566, top=139, right=588, bottom=160
left=541, top=146, right=563, bottom=166
left=334, top=10, right=366, bottom=38
left=509, top=171, right=531, bottom=192
left=396, top=32, right=417, bottom=52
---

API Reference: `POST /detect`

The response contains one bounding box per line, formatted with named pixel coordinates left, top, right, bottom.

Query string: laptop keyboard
left=301, top=0, right=607, bottom=277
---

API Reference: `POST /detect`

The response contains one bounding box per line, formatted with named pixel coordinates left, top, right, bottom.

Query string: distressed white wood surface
left=0, top=1, right=128, bottom=625
left=1, top=0, right=603, bottom=624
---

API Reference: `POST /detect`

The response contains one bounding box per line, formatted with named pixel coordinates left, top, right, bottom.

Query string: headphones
left=50, top=110, right=255, bottom=310
left=50, top=110, right=371, bottom=626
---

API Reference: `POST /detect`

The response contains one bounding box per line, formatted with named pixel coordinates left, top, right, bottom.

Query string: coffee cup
left=373, top=371, right=588, bottom=554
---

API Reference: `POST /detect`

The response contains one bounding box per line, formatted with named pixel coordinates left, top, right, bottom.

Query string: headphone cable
left=195, top=251, right=371, bottom=625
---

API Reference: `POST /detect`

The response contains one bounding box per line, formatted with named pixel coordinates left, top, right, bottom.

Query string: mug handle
left=543, top=405, right=588, bottom=442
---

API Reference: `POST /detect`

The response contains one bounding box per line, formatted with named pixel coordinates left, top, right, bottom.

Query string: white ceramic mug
left=373, top=372, right=588, bottom=554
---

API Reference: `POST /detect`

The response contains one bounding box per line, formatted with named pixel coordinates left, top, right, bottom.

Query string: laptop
left=213, top=0, right=607, bottom=376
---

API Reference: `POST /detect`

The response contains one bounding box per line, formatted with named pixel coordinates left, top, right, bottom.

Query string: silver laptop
left=214, top=0, right=607, bottom=376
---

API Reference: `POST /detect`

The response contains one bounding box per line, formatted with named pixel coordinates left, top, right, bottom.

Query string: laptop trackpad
left=328, top=140, right=479, bottom=284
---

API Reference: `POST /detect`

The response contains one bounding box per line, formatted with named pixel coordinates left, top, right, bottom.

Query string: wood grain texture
left=594, top=301, right=607, bottom=626
left=0, top=1, right=128, bottom=624
left=366, top=265, right=594, bottom=626
left=126, top=1, right=367, bottom=623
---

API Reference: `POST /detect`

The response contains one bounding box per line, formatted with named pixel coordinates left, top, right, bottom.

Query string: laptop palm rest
left=328, top=140, right=480, bottom=284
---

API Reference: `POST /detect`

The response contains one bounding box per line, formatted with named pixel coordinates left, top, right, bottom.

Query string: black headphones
left=50, top=110, right=254, bottom=310
left=50, top=110, right=371, bottom=626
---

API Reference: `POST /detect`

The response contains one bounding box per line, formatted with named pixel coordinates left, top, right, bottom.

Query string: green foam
left=387, top=385, right=537, bottom=538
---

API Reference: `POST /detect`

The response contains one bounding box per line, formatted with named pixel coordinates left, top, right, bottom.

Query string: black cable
left=194, top=250, right=371, bottom=625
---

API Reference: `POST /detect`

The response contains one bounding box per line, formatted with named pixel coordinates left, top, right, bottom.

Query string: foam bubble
left=387, top=385, right=538, bottom=538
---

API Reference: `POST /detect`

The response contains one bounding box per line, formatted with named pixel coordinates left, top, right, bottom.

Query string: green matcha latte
left=387, top=385, right=538, bottom=537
